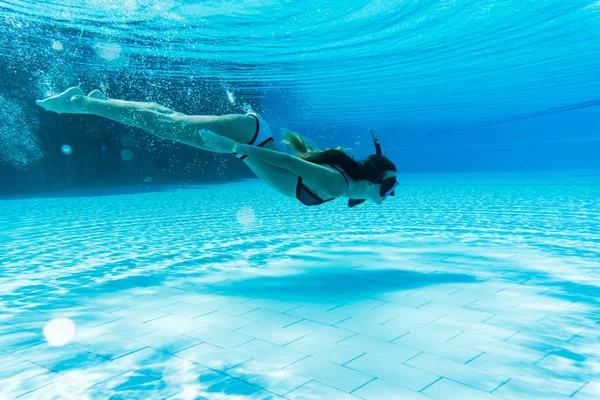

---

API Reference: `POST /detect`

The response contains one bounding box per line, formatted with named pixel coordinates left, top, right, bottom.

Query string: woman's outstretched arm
left=199, top=129, right=346, bottom=196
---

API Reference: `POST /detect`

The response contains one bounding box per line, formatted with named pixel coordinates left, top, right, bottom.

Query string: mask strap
left=385, top=182, right=399, bottom=197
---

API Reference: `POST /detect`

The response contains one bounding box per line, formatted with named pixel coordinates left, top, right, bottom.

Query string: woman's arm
left=236, top=143, right=291, bottom=169
left=198, top=129, right=346, bottom=196
left=237, top=143, right=343, bottom=191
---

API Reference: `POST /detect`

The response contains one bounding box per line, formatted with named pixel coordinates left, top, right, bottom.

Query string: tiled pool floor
left=1, top=175, right=599, bottom=399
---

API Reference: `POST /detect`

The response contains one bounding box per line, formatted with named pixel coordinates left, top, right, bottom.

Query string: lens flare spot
left=43, top=318, right=76, bottom=347
left=236, top=207, right=256, bottom=226
left=94, top=42, right=122, bottom=61
left=61, top=144, right=72, bottom=155
left=51, top=40, right=64, bottom=51
left=120, top=148, right=133, bottom=161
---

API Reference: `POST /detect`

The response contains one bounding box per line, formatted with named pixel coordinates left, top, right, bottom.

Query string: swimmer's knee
left=142, top=112, right=180, bottom=140
left=218, top=114, right=257, bottom=143
left=149, top=102, right=176, bottom=114
left=170, top=113, right=187, bottom=127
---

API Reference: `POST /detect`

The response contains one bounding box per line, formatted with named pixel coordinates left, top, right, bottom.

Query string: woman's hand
left=198, top=129, right=237, bottom=153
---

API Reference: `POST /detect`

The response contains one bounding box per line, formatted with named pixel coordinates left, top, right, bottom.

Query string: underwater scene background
left=1, top=1, right=600, bottom=400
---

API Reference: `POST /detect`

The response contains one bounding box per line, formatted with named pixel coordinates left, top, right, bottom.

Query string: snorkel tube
left=369, top=128, right=382, bottom=155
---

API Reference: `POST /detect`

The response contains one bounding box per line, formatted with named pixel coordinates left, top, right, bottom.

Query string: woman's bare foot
left=35, top=87, right=86, bottom=114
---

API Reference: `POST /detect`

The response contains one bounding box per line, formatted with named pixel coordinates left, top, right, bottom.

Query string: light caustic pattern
left=1, top=0, right=599, bottom=129
left=0, top=174, right=599, bottom=398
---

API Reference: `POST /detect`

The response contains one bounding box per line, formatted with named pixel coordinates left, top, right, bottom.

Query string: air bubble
left=226, top=90, right=236, bottom=105
left=0, top=93, right=42, bottom=168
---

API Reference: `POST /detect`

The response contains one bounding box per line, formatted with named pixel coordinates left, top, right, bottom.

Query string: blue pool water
left=1, top=0, right=600, bottom=399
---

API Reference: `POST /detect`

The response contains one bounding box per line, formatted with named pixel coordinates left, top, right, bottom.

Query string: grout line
left=282, top=318, right=305, bottom=329
left=502, top=330, right=520, bottom=342
left=390, top=332, right=410, bottom=342
left=402, top=351, right=423, bottom=364
left=371, top=301, right=390, bottom=311
left=139, top=313, right=174, bottom=324
left=326, top=304, right=346, bottom=312
left=282, top=354, right=310, bottom=369
left=418, top=376, right=443, bottom=393
left=566, top=333, right=580, bottom=344
left=379, top=317, right=397, bottom=326
left=534, top=314, right=550, bottom=323
left=220, top=365, right=285, bottom=398
left=238, top=307, right=261, bottom=317
left=232, top=338, right=255, bottom=350
left=335, top=333, right=357, bottom=345
left=464, top=351, right=485, bottom=364
left=429, top=314, right=447, bottom=324
left=193, top=309, right=218, bottom=319
left=282, top=319, right=303, bottom=329
left=481, top=313, right=497, bottom=323
left=417, top=300, right=433, bottom=309
left=283, top=335, right=307, bottom=347
left=233, top=322, right=257, bottom=332
left=491, top=378, right=511, bottom=394
left=446, top=331, right=464, bottom=343
left=230, top=338, right=255, bottom=350
left=282, top=379, right=313, bottom=397
left=342, top=352, right=366, bottom=367
left=462, top=299, right=478, bottom=308
left=569, top=381, right=589, bottom=398
left=532, top=352, right=550, bottom=367
left=172, top=341, right=204, bottom=354
left=332, top=317, right=351, bottom=327
left=111, top=345, right=149, bottom=362
left=511, top=301, right=526, bottom=309
left=284, top=305, right=303, bottom=314
left=349, top=377, right=377, bottom=394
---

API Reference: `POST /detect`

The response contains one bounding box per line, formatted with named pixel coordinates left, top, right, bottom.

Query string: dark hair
left=282, top=129, right=397, bottom=207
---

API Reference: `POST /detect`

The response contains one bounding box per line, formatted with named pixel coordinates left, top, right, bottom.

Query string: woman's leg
left=36, top=87, right=257, bottom=149
left=37, top=87, right=300, bottom=198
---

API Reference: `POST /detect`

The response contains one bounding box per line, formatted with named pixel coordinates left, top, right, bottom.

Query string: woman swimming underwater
left=36, top=87, right=398, bottom=207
